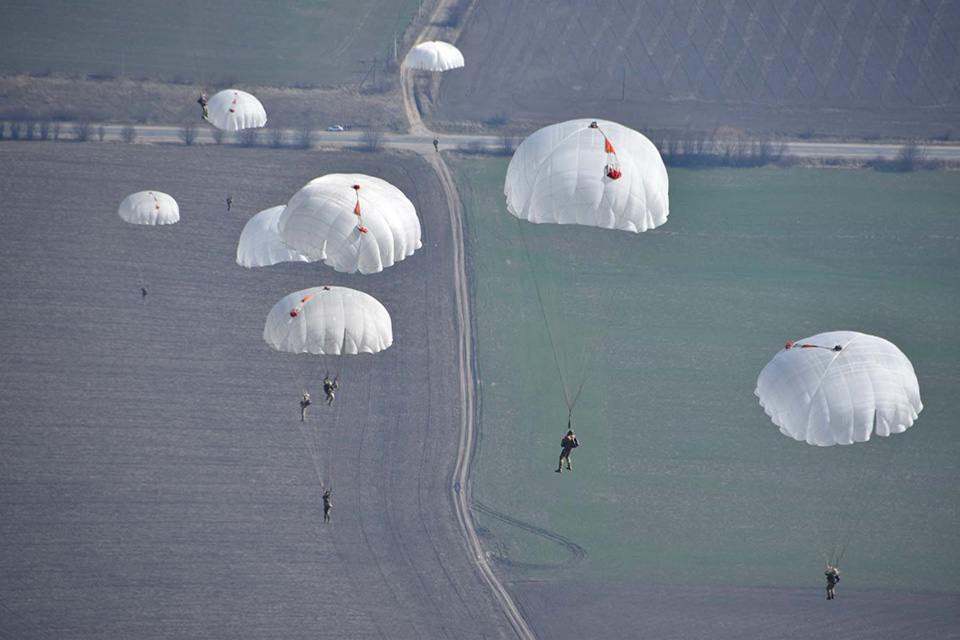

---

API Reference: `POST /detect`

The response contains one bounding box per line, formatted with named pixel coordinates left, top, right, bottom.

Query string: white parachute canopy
left=504, top=119, right=669, bottom=232
left=264, top=286, right=393, bottom=355
left=206, top=89, right=267, bottom=131
left=118, top=191, right=180, bottom=226
left=278, top=173, right=422, bottom=274
left=236, top=205, right=314, bottom=268
left=755, top=331, right=923, bottom=446
left=403, top=41, right=465, bottom=72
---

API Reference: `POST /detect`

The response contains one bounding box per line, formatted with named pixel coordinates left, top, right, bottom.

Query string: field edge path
left=403, top=1, right=535, bottom=638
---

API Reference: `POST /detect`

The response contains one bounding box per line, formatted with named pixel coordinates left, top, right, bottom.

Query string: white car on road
left=326, top=125, right=345, bottom=132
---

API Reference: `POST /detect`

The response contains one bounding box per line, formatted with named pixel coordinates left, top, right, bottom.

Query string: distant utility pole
left=394, top=35, right=398, bottom=63
left=121, top=50, right=125, bottom=79
left=621, top=67, right=626, bottom=101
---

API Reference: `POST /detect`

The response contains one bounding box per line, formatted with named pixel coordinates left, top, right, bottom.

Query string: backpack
left=570, top=436, right=580, bottom=448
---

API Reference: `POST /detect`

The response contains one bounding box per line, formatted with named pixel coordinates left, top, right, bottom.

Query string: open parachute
left=403, top=41, right=465, bottom=72
left=277, top=174, right=422, bottom=274
left=236, top=205, right=313, bottom=268
left=118, top=191, right=179, bottom=226
left=206, top=89, right=267, bottom=131
left=263, top=286, right=393, bottom=356
left=755, top=331, right=922, bottom=567
left=504, top=119, right=669, bottom=232
left=755, top=331, right=922, bottom=446
left=502, top=118, right=669, bottom=425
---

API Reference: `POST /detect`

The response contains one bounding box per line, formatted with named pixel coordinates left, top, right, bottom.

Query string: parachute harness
left=589, top=121, right=622, bottom=180
left=352, top=184, right=369, bottom=234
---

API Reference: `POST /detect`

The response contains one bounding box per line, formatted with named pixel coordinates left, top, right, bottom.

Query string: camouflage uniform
left=323, top=490, right=332, bottom=523
left=825, top=567, right=840, bottom=600
left=300, top=392, right=312, bottom=421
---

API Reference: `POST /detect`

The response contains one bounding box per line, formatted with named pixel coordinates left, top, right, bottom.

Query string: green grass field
left=453, top=158, right=960, bottom=592
left=0, top=0, right=419, bottom=86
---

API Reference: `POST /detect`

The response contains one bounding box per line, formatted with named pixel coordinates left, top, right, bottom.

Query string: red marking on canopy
left=605, top=139, right=615, bottom=154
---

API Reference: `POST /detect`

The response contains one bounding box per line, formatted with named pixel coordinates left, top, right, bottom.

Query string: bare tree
left=52, top=122, right=61, bottom=140
left=121, top=124, right=137, bottom=144
left=295, top=125, right=314, bottom=150
left=774, top=141, right=788, bottom=163
left=496, top=133, right=518, bottom=156
left=485, top=111, right=510, bottom=127
left=39, top=121, right=50, bottom=140
left=238, top=128, right=259, bottom=147
left=97, top=125, right=106, bottom=142
left=9, top=122, right=21, bottom=140
left=894, top=142, right=922, bottom=171
left=270, top=128, right=284, bottom=148
left=180, top=124, right=198, bottom=146
left=73, top=120, right=92, bottom=142
left=360, top=126, right=384, bottom=152
left=212, top=128, right=224, bottom=145
left=755, top=139, right=773, bottom=166
left=25, top=122, right=36, bottom=140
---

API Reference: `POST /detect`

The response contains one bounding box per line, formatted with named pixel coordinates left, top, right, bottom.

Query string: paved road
left=35, top=123, right=960, bottom=161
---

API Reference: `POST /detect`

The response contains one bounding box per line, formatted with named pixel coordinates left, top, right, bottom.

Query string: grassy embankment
left=452, top=156, right=960, bottom=592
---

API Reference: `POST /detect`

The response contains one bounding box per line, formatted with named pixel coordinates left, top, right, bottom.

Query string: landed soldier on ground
left=433, top=137, right=439, bottom=152
left=141, top=287, right=148, bottom=298
left=300, top=391, right=312, bottom=422
left=322, top=489, right=332, bottom=523
left=556, top=427, right=579, bottom=473
left=198, top=92, right=209, bottom=121
left=825, top=566, right=840, bottom=600
left=323, top=376, right=339, bottom=406
left=226, top=195, right=233, bottom=211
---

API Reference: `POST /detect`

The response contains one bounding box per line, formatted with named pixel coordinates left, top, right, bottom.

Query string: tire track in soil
left=473, top=500, right=588, bottom=570
left=400, top=163, right=476, bottom=625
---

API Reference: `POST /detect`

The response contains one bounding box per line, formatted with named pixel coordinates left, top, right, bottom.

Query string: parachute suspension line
left=295, top=418, right=325, bottom=485
left=352, top=184, right=370, bottom=235
left=588, top=121, right=622, bottom=180
left=833, top=437, right=891, bottom=567
left=516, top=217, right=574, bottom=413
